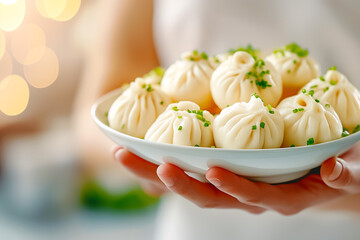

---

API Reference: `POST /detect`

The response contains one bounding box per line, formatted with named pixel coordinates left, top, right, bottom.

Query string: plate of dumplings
left=92, top=43, right=360, bottom=184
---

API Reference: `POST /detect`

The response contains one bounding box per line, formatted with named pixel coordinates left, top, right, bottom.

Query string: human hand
left=113, top=147, right=264, bottom=213
left=114, top=142, right=360, bottom=215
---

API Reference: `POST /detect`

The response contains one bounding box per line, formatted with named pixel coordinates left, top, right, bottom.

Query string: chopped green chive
left=325, top=104, right=330, bottom=108
left=226, top=105, right=230, bottom=107
left=290, top=144, right=295, bottom=147
left=252, top=125, right=257, bottom=130
left=193, top=50, right=198, bottom=55
left=308, top=90, right=315, bottom=96
left=187, top=109, right=191, bottom=113
left=204, top=121, right=210, bottom=127
left=105, top=111, right=109, bottom=117
left=323, top=87, right=329, bottom=92
left=315, top=99, right=320, bottom=103
left=342, top=129, right=350, bottom=137
left=121, top=124, right=125, bottom=129
left=329, top=66, right=337, bottom=71
left=267, top=104, right=274, bottom=114
left=307, top=138, right=315, bottom=145
left=287, top=69, right=291, bottom=74
left=284, top=43, right=309, bottom=57
left=195, top=144, right=200, bottom=147
left=260, top=122, right=265, bottom=128
left=178, top=116, right=182, bottom=119
left=160, top=101, right=164, bottom=105
left=211, top=146, right=216, bottom=148
left=319, top=76, right=325, bottom=81
left=353, top=125, right=360, bottom=134
left=293, top=60, right=297, bottom=64
left=298, top=108, right=304, bottom=111
left=172, top=106, right=179, bottom=111
left=330, top=80, right=337, bottom=85
left=142, top=84, right=147, bottom=88
left=201, top=52, right=208, bottom=60
left=178, top=126, right=183, bottom=131
left=293, top=109, right=299, bottom=113
left=190, top=57, right=195, bottom=61
left=301, top=89, right=306, bottom=94
left=310, top=85, right=318, bottom=89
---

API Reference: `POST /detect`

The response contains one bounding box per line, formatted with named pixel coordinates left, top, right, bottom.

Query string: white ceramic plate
left=91, top=89, right=360, bottom=184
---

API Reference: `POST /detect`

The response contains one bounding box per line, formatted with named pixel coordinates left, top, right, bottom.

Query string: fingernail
left=208, top=178, right=222, bottom=187
left=328, top=160, right=343, bottom=181
left=114, top=149, right=125, bottom=162
left=159, top=175, right=175, bottom=187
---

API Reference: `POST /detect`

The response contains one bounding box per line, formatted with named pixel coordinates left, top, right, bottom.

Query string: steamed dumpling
left=143, top=67, right=165, bottom=85
left=301, top=69, right=360, bottom=132
left=266, top=43, right=320, bottom=92
left=161, top=51, right=216, bottom=109
left=108, top=78, right=172, bottom=138
left=213, top=95, right=284, bottom=149
left=145, top=101, right=214, bottom=147
left=211, top=51, right=282, bottom=109
left=277, top=93, right=342, bottom=147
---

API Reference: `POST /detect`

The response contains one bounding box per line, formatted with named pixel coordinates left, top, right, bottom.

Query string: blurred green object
left=80, top=181, right=160, bottom=211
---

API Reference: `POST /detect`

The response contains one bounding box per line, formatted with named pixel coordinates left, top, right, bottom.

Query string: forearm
left=73, top=0, right=159, bottom=170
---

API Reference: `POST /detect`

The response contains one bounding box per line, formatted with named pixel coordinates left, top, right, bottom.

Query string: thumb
left=320, top=157, right=357, bottom=192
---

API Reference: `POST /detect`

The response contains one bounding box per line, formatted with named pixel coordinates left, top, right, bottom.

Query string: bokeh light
left=37, top=0, right=67, bottom=19
left=24, top=47, right=59, bottom=88
left=0, top=0, right=18, bottom=5
left=11, top=23, right=46, bottom=65
left=0, top=0, right=25, bottom=32
left=0, top=29, right=4, bottom=60
left=0, top=51, right=13, bottom=80
left=36, top=0, right=80, bottom=21
left=53, top=0, right=81, bottom=22
left=0, top=75, right=29, bottom=116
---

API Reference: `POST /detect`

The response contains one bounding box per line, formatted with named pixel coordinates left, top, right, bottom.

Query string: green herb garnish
left=310, top=85, right=318, bottom=89
left=329, top=66, right=337, bottom=71
left=325, top=104, right=330, bottom=108
left=178, top=116, right=182, bottom=119
left=323, top=87, right=329, bottom=92
left=353, top=125, right=360, bottom=134
left=290, top=144, right=295, bottom=147
left=252, top=125, right=257, bottom=130
left=307, top=138, right=314, bottom=145
left=172, top=106, right=179, bottom=111
left=319, top=76, right=325, bottom=81
left=260, top=122, right=265, bottom=128
left=315, top=99, right=320, bottom=103
left=160, top=101, right=164, bottom=105
left=285, top=42, right=309, bottom=57
left=330, top=80, right=337, bottom=85
left=178, top=126, right=183, bottom=131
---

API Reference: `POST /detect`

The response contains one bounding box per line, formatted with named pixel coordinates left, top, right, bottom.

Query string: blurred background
left=1, top=1, right=360, bottom=240
left=0, top=1, right=160, bottom=239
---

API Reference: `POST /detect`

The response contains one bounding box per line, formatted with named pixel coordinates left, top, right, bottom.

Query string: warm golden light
left=36, top=0, right=67, bottom=19
left=0, top=0, right=17, bottom=5
left=0, top=29, right=4, bottom=60
left=0, top=51, right=13, bottom=81
left=24, top=47, right=59, bottom=88
left=53, top=0, right=81, bottom=22
left=0, top=0, right=25, bottom=32
left=0, top=75, right=29, bottom=116
left=11, top=23, right=46, bottom=65
left=36, top=0, right=81, bottom=21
